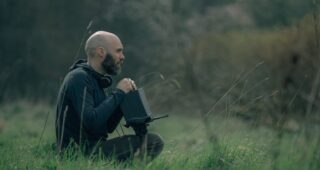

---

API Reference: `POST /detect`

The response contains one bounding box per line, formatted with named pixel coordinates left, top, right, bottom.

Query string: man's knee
left=146, top=133, right=164, bottom=155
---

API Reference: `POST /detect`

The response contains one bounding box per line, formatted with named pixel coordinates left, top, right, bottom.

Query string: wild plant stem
left=79, top=87, right=87, bottom=148
left=37, top=111, right=50, bottom=151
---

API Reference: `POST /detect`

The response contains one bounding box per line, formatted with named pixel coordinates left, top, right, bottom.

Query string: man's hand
left=116, top=78, right=137, bottom=93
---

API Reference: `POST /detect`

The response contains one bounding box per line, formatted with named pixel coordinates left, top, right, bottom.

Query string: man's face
left=101, top=37, right=125, bottom=75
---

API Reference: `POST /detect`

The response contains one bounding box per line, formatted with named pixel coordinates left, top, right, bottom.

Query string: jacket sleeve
left=106, top=107, right=124, bottom=133
left=66, top=72, right=126, bottom=133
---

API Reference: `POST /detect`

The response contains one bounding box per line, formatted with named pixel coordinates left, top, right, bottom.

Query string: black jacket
left=55, top=59, right=126, bottom=150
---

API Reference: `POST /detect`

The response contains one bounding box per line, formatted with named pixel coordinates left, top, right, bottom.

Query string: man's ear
left=96, top=47, right=106, bottom=59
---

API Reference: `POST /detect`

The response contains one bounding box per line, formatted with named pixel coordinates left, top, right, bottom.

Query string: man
left=55, top=31, right=164, bottom=161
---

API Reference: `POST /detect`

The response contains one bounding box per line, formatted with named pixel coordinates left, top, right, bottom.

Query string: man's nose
left=120, top=54, right=125, bottom=60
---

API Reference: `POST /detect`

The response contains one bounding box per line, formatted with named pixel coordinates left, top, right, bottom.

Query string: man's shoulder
left=64, top=67, right=92, bottom=85
left=68, top=67, right=89, bottom=77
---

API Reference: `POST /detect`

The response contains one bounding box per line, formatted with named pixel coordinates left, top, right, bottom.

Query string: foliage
left=0, top=101, right=319, bottom=169
left=0, top=0, right=315, bottom=103
left=244, top=0, right=314, bottom=27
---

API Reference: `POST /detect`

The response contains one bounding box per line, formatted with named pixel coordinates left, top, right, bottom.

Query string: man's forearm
left=79, top=89, right=126, bottom=132
left=106, top=107, right=123, bottom=133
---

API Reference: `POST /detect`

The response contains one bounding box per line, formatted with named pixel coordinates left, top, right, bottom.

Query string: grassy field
left=0, top=101, right=319, bottom=170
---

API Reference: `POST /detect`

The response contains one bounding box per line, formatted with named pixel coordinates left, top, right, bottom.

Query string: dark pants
left=89, top=133, right=164, bottom=161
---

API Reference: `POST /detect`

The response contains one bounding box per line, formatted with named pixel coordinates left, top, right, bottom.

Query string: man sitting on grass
left=55, top=31, right=164, bottom=161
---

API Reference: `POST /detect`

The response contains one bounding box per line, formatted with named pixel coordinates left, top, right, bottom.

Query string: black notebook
left=120, top=88, right=152, bottom=125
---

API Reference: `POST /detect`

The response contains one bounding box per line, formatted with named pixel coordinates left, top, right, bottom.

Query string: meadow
left=1, top=1, right=320, bottom=169
left=0, top=101, right=319, bottom=170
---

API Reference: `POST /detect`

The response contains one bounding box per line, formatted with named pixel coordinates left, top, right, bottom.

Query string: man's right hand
left=116, top=78, right=136, bottom=93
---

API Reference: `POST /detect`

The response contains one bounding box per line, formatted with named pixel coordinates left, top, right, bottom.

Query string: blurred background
left=0, top=0, right=320, bottom=169
left=1, top=0, right=319, bottom=127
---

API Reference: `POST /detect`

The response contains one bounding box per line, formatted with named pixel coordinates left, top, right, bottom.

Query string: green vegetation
left=1, top=0, right=320, bottom=169
left=0, top=101, right=318, bottom=170
left=0, top=0, right=316, bottom=101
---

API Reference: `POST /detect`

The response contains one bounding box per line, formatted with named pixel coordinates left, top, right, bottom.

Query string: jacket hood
left=69, top=59, right=112, bottom=88
left=69, top=59, right=91, bottom=71
left=69, top=59, right=105, bottom=77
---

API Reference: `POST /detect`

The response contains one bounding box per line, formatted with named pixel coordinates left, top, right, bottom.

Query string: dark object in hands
left=120, top=88, right=168, bottom=128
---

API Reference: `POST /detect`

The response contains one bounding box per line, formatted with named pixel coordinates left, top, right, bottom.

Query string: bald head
left=84, top=31, right=125, bottom=75
left=85, top=31, right=122, bottom=58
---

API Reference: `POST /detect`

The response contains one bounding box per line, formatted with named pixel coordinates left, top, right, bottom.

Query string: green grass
left=0, top=101, right=319, bottom=170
